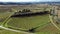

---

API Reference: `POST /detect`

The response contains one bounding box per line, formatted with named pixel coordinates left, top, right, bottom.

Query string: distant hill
left=0, top=2, right=60, bottom=5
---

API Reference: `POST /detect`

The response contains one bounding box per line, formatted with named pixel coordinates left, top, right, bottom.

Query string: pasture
left=0, top=4, right=60, bottom=34
left=6, top=14, right=49, bottom=31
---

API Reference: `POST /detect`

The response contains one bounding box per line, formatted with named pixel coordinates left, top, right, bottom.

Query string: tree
left=22, top=9, right=31, bottom=12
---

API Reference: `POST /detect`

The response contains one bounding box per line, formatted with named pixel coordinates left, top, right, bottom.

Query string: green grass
left=0, top=23, right=60, bottom=34
left=6, top=14, right=49, bottom=30
left=0, top=28, right=25, bottom=34
left=0, top=12, right=12, bottom=25
left=0, top=5, right=59, bottom=34
left=35, top=23, right=60, bottom=34
left=0, top=9, right=60, bottom=34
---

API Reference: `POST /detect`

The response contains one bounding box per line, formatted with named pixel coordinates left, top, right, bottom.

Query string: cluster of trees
left=11, top=9, right=49, bottom=17
left=19, top=9, right=31, bottom=13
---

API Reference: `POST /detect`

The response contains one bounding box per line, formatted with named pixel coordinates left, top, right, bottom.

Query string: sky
left=0, top=0, right=60, bottom=2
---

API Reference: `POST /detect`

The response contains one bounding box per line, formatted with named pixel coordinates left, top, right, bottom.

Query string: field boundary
left=49, top=15, right=60, bottom=30
left=1, top=12, right=14, bottom=26
left=0, top=9, right=34, bottom=34
left=0, top=26, right=34, bottom=34
left=1, top=8, right=17, bottom=26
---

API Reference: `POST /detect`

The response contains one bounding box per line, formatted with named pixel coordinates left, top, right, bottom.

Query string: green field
left=35, top=23, right=60, bottom=34
left=0, top=12, right=60, bottom=34
left=0, top=5, right=60, bottom=34
left=6, top=14, right=49, bottom=31
left=0, top=28, right=25, bottom=34
left=0, top=12, right=12, bottom=25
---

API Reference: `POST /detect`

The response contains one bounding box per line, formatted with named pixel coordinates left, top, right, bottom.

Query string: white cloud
left=0, top=0, right=37, bottom=2
left=0, top=0, right=60, bottom=2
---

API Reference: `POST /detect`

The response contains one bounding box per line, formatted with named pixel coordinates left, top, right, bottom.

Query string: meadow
left=0, top=4, right=60, bottom=34
left=6, top=14, right=49, bottom=31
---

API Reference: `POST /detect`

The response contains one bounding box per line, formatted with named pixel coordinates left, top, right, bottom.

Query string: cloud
left=0, top=0, right=36, bottom=2
left=0, top=0, right=60, bottom=2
